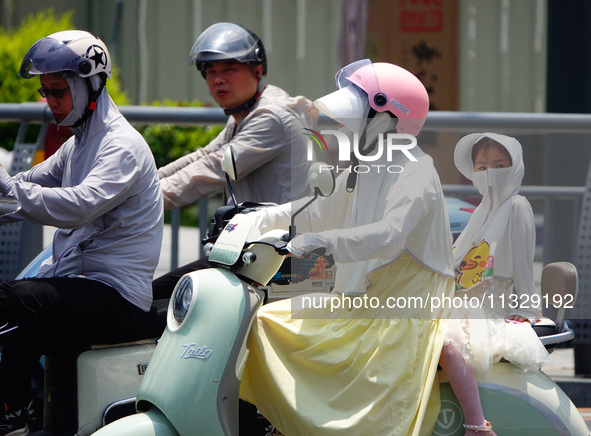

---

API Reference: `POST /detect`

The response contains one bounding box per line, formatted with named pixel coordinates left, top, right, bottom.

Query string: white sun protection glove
left=287, top=233, right=328, bottom=257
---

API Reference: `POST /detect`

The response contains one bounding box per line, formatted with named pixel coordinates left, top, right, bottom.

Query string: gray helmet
left=19, top=30, right=112, bottom=80
left=189, top=23, right=267, bottom=78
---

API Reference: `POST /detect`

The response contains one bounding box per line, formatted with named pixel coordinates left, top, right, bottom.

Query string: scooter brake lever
left=274, top=240, right=290, bottom=256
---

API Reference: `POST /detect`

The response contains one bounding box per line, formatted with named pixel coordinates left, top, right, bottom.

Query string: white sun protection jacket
left=452, top=132, right=540, bottom=321
left=0, top=89, right=163, bottom=312
left=253, top=114, right=454, bottom=294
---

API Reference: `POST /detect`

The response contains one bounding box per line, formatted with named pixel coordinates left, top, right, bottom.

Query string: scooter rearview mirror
left=221, top=145, right=239, bottom=210
left=290, top=162, right=335, bottom=237
left=221, top=145, right=238, bottom=181
left=307, top=162, right=335, bottom=197
left=0, top=197, right=20, bottom=217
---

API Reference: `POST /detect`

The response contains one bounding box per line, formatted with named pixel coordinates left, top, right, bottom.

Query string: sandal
left=463, top=420, right=496, bottom=435
left=265, top=424, right=284, bottom=436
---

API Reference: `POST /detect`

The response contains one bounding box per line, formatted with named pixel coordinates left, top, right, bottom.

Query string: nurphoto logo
left=304, top=128, right=418, bottom=174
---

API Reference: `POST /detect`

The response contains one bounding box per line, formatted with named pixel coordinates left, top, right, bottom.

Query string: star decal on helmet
left=85, top=45, right=106, bottom=70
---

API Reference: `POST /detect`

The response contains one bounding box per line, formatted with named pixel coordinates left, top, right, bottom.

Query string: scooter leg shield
left=92, top=408, right=178, bottom=436
left=434, top=363, right=588, bottom=435
left=133, top=268, right=264, bottom=436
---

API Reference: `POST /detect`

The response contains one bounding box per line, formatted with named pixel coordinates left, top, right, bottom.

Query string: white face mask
left=472, top=167, right=513, bottom=206
left=58, top=75, right=89, bottom=127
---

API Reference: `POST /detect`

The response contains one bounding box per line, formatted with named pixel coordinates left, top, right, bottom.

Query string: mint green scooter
left=92, top=147, right=335, bottom=436
left=93, top=148, right=588, bottom=436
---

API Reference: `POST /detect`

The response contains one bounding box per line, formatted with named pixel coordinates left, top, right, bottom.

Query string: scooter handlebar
left=279, top=232, right=327, bottom=258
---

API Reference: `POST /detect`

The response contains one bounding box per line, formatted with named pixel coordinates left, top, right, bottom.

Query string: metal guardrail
left=0, top=103, right=228, bottom=271
left=0, top=102, right=228, bottom=125
left=6, top=102, right=591, bottom=372
left=4, top=103, right=591, bottom=131
left=423, top=111, right=591, bottom=133
left=0, top=103, right=588, bottom=271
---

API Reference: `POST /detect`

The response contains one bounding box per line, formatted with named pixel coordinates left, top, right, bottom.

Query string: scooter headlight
left=169, top=275, right=195, bottom=330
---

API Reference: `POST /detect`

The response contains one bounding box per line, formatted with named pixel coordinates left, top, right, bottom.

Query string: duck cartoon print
left=455, top=240, right=494, bottom=289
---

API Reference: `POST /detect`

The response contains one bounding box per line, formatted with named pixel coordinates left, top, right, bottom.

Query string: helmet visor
left=314, top=84, right=369, bottom=134
left=335, top=58, right=380, bottom=93
left=189, top=23, right=259, bottom=67
left=20, top=37, right=81, bottom=78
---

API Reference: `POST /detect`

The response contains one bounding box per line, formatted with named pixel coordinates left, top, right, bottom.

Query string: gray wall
left=459, top=0, right=547, bottom=112
left=2, top=0, right=547, bottom=112
left=2, top=0, right=343, bottom=105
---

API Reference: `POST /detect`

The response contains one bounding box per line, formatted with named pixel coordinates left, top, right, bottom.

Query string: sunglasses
left=38, top=87, right=70, bottom=99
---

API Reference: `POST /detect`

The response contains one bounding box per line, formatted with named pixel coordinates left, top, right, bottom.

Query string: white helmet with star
left=19, top=30, right=112, bottom=80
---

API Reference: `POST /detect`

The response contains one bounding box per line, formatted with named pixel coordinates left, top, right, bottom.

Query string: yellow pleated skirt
left=240, top=254, right=453, bottom=436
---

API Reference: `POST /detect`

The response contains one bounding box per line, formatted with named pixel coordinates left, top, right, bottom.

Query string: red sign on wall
left=400, top=0, right=444, bottom=32
left=367, top=0, right=458, bottom=111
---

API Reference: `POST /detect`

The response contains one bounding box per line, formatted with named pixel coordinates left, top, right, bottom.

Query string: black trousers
left=0, top=277, right=146, bottom=410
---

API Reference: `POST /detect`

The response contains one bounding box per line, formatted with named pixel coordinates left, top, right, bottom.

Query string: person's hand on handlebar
left=287, top=233, right=327, bottom=258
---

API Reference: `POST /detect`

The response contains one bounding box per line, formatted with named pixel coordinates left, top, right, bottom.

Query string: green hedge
left=137, top=99, right=223, bottom=169
left=1, top=10, right=224, bottom=227
left=135, top=100, right=225, bottom=227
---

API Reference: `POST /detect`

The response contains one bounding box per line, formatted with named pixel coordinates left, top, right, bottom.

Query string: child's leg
left=439, top=342, right=496, bottom=435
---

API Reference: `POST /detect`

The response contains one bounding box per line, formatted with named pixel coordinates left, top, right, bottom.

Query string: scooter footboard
left=92, top=407, right=178, bottom=436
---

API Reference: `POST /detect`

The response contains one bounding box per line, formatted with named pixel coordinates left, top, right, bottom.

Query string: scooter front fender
left=92, top=408, right=178, bottom=436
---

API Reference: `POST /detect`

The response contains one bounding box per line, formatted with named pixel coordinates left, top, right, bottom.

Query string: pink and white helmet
left=315, top=59, right=429, bottom=136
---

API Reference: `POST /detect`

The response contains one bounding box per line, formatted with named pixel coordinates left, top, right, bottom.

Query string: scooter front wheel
left=92, top=408, right=178, bottom=436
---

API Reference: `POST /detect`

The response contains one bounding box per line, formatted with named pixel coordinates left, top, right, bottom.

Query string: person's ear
left=254, top=65, right=263, bottom=80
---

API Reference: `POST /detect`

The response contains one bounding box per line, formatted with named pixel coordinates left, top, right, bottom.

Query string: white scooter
left=91, top=148, right=589, bottom=436
left=0, top=197, right=170, bottom=436
left=0, top=150, right=328, bottom=435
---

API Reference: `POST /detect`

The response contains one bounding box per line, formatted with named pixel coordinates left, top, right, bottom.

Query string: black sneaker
left=0, top=404, right=28, bottom=436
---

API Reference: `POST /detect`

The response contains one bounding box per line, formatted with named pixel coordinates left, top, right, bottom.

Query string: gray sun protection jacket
left=0, top=89, right=163, bottom=312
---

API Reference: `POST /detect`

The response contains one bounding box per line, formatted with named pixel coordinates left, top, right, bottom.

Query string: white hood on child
left=455, top=132, right=524, bottom=206
left=452, top=132, right=526, bottom=279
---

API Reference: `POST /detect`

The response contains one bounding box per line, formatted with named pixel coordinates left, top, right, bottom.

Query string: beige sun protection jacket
left=158, top=85, right=315, bottom=209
